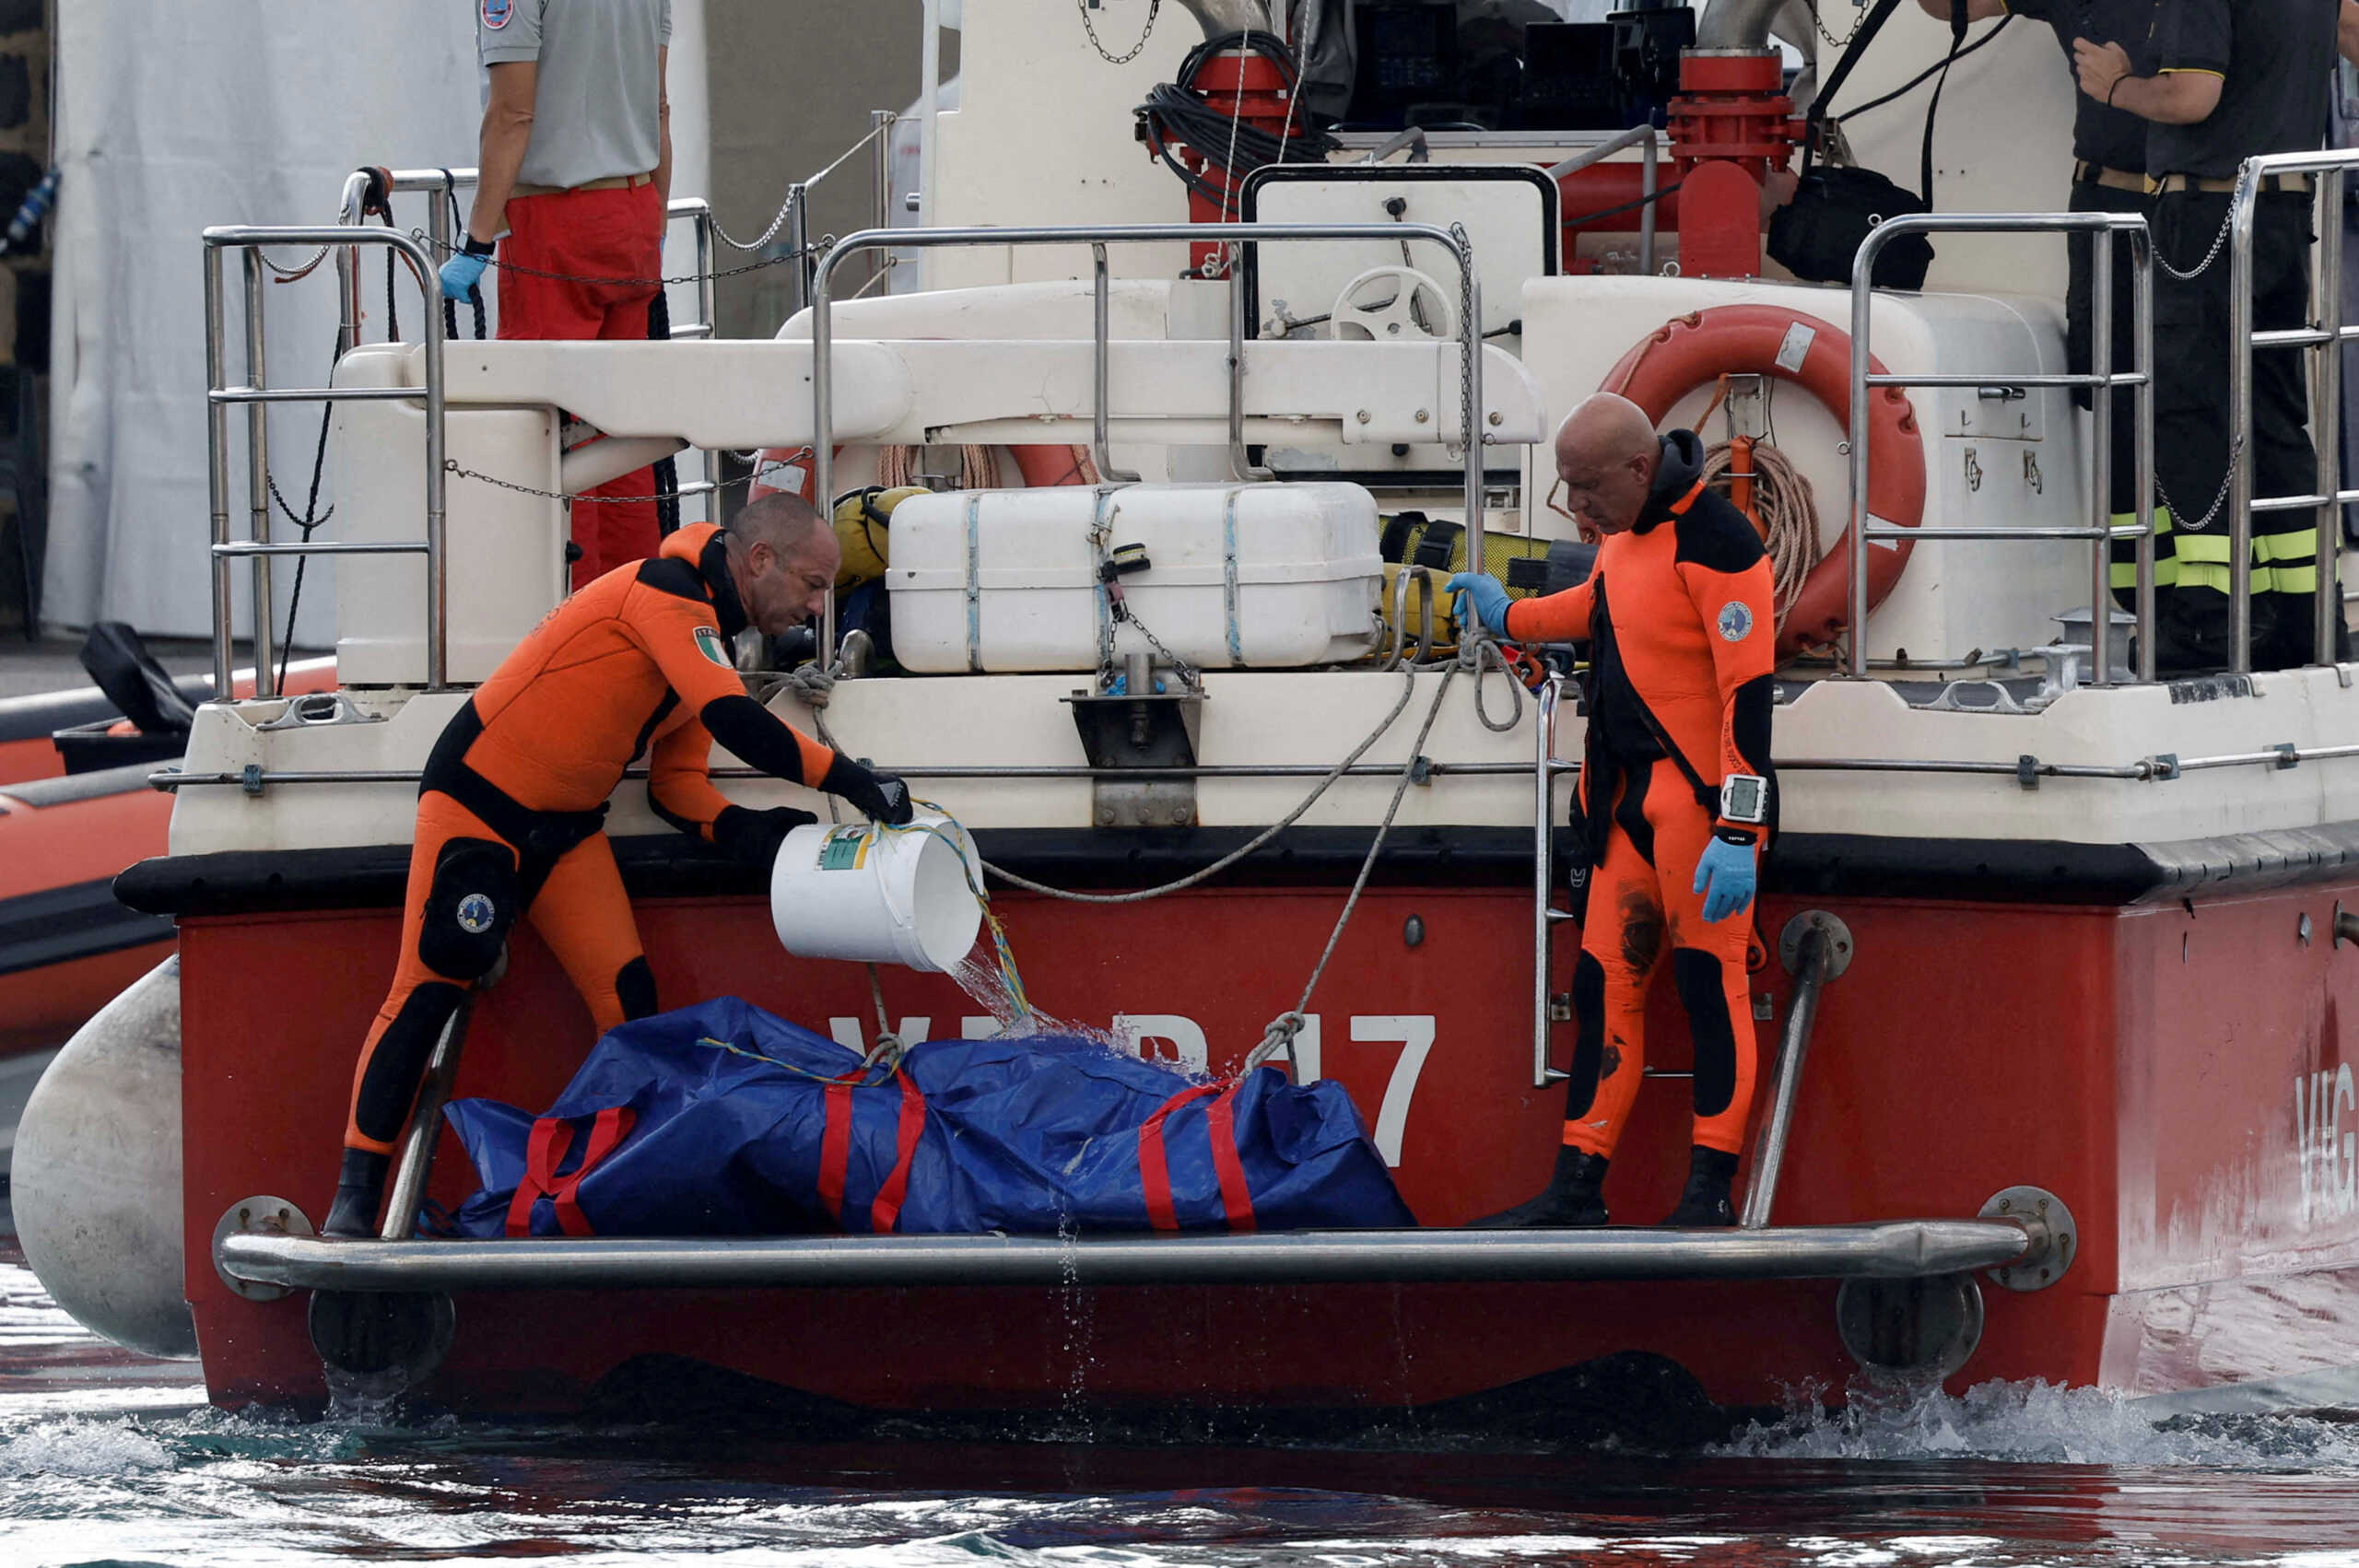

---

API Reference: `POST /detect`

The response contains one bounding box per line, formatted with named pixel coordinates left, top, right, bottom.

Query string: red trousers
left=498, top=181, right=665, bottom=590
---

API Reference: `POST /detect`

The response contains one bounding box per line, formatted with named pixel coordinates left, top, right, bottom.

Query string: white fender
left=13, top=956, right=195, bottom=1359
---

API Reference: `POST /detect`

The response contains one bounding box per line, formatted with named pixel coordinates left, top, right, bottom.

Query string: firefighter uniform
left=2143, top=0, right=2344, bottom=671
left=2006, top=0, right=2165, bottom=604
left=1485, top=430, right=1778, bottom=1225
left=328, top=521, right=908, bottom=1235
left=475, top=0, right=674, bottom=589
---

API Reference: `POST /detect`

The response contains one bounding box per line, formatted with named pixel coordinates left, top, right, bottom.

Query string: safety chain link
left=1452, top=220, right=1475, bottom=464
left=1803, top=0, right=1862, bottom=50
left=1078, top=0, right=1161, bottom=64
left=2155, top=199, right=2235, bottom=283
left=444, top=456, right=761, bottom=507
left=710, top=117, right=896, bottom=252
left=2154, top=439, right=2243, bottom=533
left=416, top=227, right=832, bottom=289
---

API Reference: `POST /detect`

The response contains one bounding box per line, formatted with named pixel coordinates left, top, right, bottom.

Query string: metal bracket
left=1065, top=683, right=1205, bottom=830
left=1980, top=1185, right=2077, bottom=1293
left=2152, top=752, right=2182, bottom=780
left=2016, top=754, right=2041, bottom=790
left=240, top=763, right=265, bottom=796
left=255, top=690, right=387, bottom=731
left=2334, top=902, right=2359, bottom=948
left=1778, top=910, right=1854, bottom=982
left=213, top=1194, right=314, bottom=1302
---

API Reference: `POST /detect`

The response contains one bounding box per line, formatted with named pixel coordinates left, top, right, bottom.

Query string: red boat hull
left=173, top=871, right=2359, bottom=1414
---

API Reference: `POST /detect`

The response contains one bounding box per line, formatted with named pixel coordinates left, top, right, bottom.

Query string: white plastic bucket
left=769, top=810, right=984, bottom=973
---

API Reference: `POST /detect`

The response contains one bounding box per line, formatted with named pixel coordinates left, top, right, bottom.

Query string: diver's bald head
left=1552, top=392, right=1663, bottom=537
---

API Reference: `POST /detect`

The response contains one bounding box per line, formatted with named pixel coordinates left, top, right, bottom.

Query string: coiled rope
left=1700, top=439, right=1821, bottom=632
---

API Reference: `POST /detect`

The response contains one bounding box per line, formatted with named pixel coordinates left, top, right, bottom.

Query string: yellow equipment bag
left=831, top=486, right=930, bottom=591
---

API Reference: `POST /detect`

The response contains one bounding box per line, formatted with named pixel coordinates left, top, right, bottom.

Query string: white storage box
left=887, top=483, right=1384, bottom=673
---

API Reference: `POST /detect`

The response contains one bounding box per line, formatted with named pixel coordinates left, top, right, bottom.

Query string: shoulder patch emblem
left=694, top=626, right=734, bottom=667
left=1717, top=601, right=1755, bottom=643
left=481, top=0, right=513, bottom=29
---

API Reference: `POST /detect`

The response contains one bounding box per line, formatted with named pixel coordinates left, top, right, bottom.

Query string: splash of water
left=1719, top=1377, right=2359, bottom=1469
left=0, top=1417, right=173, bottom=1478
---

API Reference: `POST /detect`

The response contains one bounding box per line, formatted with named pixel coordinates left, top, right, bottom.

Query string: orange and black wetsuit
left=342, top=521, right=846, bottom=1162
left=1504, top=429, right=1778, bottom=1163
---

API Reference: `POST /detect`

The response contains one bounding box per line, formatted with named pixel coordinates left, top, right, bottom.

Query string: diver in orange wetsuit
left=323, top=493, right=914, bottom=1236
left=1449, top=392, right=1778, bottom=1228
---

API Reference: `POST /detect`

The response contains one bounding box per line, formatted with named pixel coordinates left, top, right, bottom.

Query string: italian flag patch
left=695, top=626, right=732, bottom=667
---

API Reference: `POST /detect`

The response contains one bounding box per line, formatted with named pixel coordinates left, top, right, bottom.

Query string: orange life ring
left=1602, top=305, right=1925, bottom=657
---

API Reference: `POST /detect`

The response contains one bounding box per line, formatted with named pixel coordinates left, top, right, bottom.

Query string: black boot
left=323, top=1149, right=391, bottom=1239
left=1660, top=1145, right=1740, bottom=1227
left=1470, top=1146, right=1610, bottom=1228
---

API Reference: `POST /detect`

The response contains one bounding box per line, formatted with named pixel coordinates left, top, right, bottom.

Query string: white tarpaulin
left=46, top=0, right=710, bottom=643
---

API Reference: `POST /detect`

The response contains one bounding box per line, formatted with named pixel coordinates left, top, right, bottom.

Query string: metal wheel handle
left=1330, top=265, right=1459, bottom=343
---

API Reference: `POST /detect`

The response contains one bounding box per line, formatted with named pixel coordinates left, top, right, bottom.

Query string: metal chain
left=2154, top=439, right=2243, bottom=533
left=416, top=227, right=831, bottom=288
left=1452, top=220, right=1475, bottom=469
left=1078, top=0, right=1161, bottom=64
left=1122, top=607, right=1202, bottom=690
left=445, top=456, right=760, bottom=507
left=1804, top=0, right=1862, bottom=49
left=2155, top=200, right=2235, bottom=283
left=710, top=119, right=895, bottom=252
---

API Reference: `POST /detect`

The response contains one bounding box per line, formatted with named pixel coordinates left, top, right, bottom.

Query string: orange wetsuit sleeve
left=622, top=584, right=838, bottom=789
left=1674, top=537, right=1778, bottom=835
left=1501, top=571, right=1596, bottom=643
left=646, top=714, right=734, bottom=843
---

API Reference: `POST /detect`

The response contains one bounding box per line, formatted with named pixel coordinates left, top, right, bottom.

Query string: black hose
left=1834, top=16, right=2012, bottom=123
left=1562, top=180, right=1685, bottom=229
left=1137, top=30, right=1336, bottom=216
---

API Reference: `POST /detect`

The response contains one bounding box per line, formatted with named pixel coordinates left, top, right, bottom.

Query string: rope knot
left=782, top=663, right=836, bottom=708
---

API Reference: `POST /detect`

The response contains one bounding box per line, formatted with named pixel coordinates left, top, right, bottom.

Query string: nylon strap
left=1204, top=1083, right=1257, bottom=1233
left=866, top=1071, right=928, bottom=1234
left=818, top=1082, right=854, bottom=1224
left=1138, top=1083, right=1220, bottom=1232
left=505, top=1105, right=637, bottom=1237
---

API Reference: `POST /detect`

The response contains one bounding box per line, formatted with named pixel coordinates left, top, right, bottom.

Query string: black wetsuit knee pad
left=1672, top=947, right=1739, bottom=1117
left=418, top=837, right=521, bottom=981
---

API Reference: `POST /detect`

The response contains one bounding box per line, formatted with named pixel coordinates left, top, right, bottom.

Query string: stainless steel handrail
left=1543, top=123, right=1660, bottom=275
left=1532, top=674, right=1577, bottom=1088
left=217, top=1216, right=2039, bottom=1292
left=150, top=737, right=2359, bottom=792
left=810, top=220, right=1487, bottom=656
left=1848, top=212, right=2157, bottom=685
left=1740, top=923, right=1830, bottom=1229
left=2225, top=146, right=2359, bottom=672
left=205, top=225, right=447, bottom=696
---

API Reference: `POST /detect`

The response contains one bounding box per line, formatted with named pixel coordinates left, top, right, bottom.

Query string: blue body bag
left=442, top=997, right=1416, bottom=1237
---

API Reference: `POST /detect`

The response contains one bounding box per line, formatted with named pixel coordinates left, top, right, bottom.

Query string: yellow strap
left=2173, top=532, right=2233, bottom=564
left=2256, top=528, right=2318, bottom=563
left=2111, top=558, right=2179, bottom=588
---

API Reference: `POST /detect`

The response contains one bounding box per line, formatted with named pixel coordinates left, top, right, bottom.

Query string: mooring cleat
left=1659, top=1145, right=1740, bottom=1228
left=1469, top=1147, right=1611, bottom=1229
left=323, top=1149, right=391, bottom=1239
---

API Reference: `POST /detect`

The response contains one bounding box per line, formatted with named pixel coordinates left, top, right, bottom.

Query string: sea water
left=6, top=1254, right=2357, bottom=1566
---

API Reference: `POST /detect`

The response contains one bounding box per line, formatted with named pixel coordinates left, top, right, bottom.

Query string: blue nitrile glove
left=439, top=250, right=489, bottom=300
left=1693, top=834, right=1758, bottom=924
left=1444, top=571, right=1510, bottom=638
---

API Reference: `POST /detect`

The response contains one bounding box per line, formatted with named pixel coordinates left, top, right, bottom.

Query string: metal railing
left=1848, top=212, right=2158, bottom=685
left=1543, top=123, right=1661, bottom=276
left=2229, top=146, right=2359, bottom=672
left=204, top=226, right=447, bottom=696
left=1532, top=674, right=1578, bottom=1088
left=810, top=220, right=1488, bottom=654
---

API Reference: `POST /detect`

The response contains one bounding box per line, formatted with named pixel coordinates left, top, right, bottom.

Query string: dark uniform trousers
left=2153, top=189, right=2347, bottom=672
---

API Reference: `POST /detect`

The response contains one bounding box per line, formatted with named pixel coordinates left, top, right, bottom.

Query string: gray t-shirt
left=2146, top=0, right=2334, bottom=180
left=477, top=0, right=672, bottom=192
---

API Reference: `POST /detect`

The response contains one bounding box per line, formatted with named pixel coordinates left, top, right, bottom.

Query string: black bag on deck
left=1768, top=166, right=1935, bottom=291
